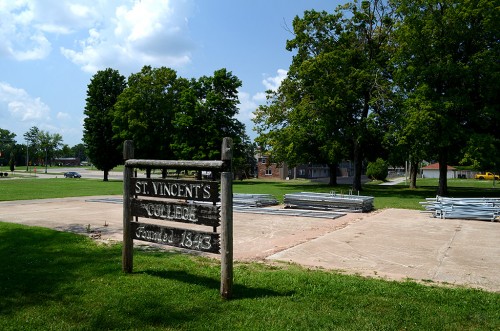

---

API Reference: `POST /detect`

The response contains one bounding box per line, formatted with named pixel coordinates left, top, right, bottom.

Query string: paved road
left=11, top=167, right=123, bottom=180
left=0, top=197, right=498, bottom=292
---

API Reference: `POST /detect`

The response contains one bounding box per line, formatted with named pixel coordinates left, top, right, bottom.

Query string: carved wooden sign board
left=122, top=138, right=234, bottom=299
left=129, top=178, right=221, bottom=254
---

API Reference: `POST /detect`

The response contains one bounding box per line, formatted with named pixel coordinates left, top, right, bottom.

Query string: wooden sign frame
left=122, top=138, right=233, bottom=299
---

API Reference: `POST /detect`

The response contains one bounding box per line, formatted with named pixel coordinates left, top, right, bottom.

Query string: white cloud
left=0, top=82, right=50, bottom=121
left=237, top=69, right=288, bottom=119
left=60, top=0, right=194, bottom=74
left=0, top=0, right=74, bottom=60
left=262, top=69, right=287, bottom=91
left=235, top=69, right=289, bottom=138
left=0, top=0, right=193, bottom=70
left=10, top=32, right=52, bottom=60
left=253, top=92, right=267, bottom=103
left=56, top=112, right=71, bottom=121
left=237, top=91, right=259, bottom=122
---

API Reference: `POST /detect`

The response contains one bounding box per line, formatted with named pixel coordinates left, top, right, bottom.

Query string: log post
left=220, top=137, right=233, bottom=299
left=122, top=140, right=134, bottom=273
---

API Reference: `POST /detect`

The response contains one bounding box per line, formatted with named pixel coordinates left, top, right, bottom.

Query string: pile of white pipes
left=232, top=193, right=279, bottom=207
left=420, top=196, right=500, bottom=221
left=284, top=191, right=374, bottom=212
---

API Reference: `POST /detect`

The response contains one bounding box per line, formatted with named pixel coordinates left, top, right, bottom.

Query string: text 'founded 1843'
left=131, top=178, right=219, bottom=203
left=131, top=222, right=220, bottom=253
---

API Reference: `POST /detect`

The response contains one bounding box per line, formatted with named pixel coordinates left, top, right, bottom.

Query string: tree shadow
left=141, top=268, right=295, bottom=300
left=0, top=224, right=120, bottom=316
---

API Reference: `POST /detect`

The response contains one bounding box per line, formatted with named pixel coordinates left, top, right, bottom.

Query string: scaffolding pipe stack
left=420, top=196, right=500, bottom=221
left=232, top=193, right=279, bottom=207
left=284, top=192, right=374, bottom=212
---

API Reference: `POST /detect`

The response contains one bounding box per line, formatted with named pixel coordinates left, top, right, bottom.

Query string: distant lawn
left=0, top=178, right=122, bottom=201
left=0, top=222, right=498, bottom=330
left=1, top=177, right=498, bottom=211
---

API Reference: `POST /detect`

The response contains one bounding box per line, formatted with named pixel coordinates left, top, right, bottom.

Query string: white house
left=421, top=163, right=457, bottom=179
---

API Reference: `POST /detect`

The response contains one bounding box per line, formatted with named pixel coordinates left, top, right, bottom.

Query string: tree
left=0, top=128, right=16, bottom=171
left=9, top=151, right=15, bottom=172
left=84, top=68, right=126, bottom=181
left=71, top=143, right=87, bottom=163
left=461, top=133, right=500, bottom=175
left=387, top=88, right=433, bottom=189
left=113, top=66, right=180, bottom=166
left=254, top=1, right=394, bottom=190
left=24, top=126, right=40, bottom=169
left=366, top=158, right=388, bottom=180
left=392, top=0, right=500, bottom=195
left=38, top=130, right=63, bottom=173
left=0, top=128, right=16, bottom=144
left=171, top=69, right=246, bottom=162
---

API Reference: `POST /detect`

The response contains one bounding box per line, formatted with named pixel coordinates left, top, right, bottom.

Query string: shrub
left=366, top=158, right=388, bottom=181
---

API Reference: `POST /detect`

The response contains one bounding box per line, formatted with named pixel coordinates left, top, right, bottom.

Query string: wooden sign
left=131, top=178, right=219, bottom=203
left=122, top=138, right=233, bottom=299
left=131, top=222, right=220, bottom=253
left=130, top=198, right=220, bottom=227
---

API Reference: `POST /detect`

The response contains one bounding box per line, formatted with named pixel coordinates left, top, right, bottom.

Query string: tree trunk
left=103, top=169, right=109, bottom=182
left=328, top=163, right=338, bottom=186
left=352, top=142, right=363, bottom=192
left=409, top=160, right=419, bottom=189
left=437, top=151, right=448, bottom=196
left=352, top=92, right=370, bottom=192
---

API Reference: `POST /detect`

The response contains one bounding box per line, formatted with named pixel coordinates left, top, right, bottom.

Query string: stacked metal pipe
left=232, top=193, right=279, bottom=207
left=420, top=196, right=500, bottom=221
left=284, top=192, right=374, bottom=212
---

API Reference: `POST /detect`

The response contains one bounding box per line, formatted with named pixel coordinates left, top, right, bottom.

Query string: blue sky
left=0, top=0, right=341, bottom=147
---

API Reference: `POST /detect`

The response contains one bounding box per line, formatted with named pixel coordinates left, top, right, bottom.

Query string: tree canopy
left=392, top=0, right=500, bottom=195
left=254, top=0, right=394, bottom=190
left=110, top=66, right=251, bottom=176
left=171, top=68, right=244, bottom=161
left=253, top=0, right=499, bottom=193
left=83, top=68, right=126, bottom=181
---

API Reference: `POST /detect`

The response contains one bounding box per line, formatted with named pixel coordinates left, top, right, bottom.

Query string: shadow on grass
left=141, top=269, right=295, bottom=300
left=0, top=224, right=120, bottom=316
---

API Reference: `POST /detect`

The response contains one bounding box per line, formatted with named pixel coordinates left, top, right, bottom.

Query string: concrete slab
left=268, top=208, right=500, bottom=292
left=0, top=197, right=498, bottom=292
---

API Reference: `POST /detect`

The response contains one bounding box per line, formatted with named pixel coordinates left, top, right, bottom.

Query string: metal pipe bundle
left=284, top=192, right=374, bottom=212
left=420, top=196, right=500, bottom=221
left=232, top=193, right=279, bottom=207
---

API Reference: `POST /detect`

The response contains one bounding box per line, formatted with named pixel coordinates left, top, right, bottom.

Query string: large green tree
left=83, top=68, right=126, bottom=181
left=172, top=69, right=245, bottom=160
left=393, top=0, right=500, bottom=195
left=254, top=1, right=394, bottom=190
left=171, top=68, right=251, bottom=177
left=113, top=66, right=180, bottom=163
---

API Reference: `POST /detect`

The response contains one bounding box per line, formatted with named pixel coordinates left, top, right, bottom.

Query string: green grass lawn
left=0, top=178, right=123, bottom=201
left=0, top=222, right=498, bottom=330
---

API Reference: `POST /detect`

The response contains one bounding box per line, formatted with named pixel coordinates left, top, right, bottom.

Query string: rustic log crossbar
left=122, top=138, right=234, bottom=299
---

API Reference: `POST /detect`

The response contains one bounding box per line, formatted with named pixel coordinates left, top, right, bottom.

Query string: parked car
left=474, top=172, right=499, bottom=180
left=64, top=171, right=81, bottom=178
